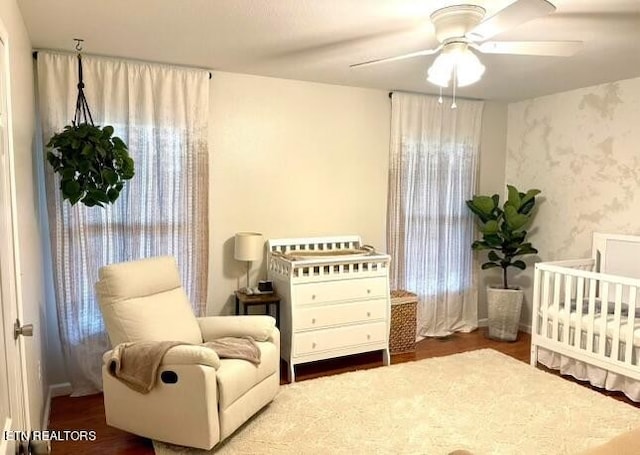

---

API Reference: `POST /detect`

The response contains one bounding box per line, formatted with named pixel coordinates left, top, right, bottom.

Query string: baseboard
left=519, top=323, right=532, bottom=334
left=43, top=383, right=72, bottom=429
left=50, top=382, right=72, bottom=397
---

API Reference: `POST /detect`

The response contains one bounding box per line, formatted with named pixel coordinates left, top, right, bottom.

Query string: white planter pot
left=486, top=287, right=524, bottom=341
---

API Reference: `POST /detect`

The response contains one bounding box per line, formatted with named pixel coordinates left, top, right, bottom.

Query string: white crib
left=531, top=233, right=640, bottom=400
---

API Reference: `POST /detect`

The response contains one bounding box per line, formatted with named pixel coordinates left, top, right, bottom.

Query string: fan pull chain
left=451, top=66, right=457, bottom=109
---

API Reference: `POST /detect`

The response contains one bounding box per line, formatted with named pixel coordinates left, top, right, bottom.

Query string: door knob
left=14, top=319, right=33, bottom=340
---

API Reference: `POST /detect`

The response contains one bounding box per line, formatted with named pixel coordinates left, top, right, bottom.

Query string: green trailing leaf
left=89, top=189, right=109, bottom=203
left=466, top=184, right=542, bottom=289
left=61, top=179, right=80, bottom=199
left=102, top=125, right=114, bottom=138
left=102, top=169, right=118, bottom=185
left=61, top=169, right=75, bottom=180
left=81, top=144, right=93, bottom=156
left=107, top=188, right=120, bottom=202
left=45, top=123, right=134, bottom=208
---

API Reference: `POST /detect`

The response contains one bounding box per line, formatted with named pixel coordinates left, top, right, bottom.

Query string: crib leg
left=530, top=343, right=538, bottom=367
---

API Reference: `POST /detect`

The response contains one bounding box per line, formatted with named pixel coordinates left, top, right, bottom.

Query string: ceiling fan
left=351, top=0, right=582, bottom=89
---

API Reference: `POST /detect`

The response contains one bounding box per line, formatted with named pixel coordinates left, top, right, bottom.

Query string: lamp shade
left=234, top=232, right=263, bottom=261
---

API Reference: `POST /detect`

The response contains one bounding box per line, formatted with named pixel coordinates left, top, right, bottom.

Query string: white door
left=0, top=34, right=28, bottom=455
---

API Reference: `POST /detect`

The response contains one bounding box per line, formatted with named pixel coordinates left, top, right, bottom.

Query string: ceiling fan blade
left=475, top=41, right=582, bottom=57
left=350, top=47, right=441, bottom=68
left=467, top=0, right=556, bottom=41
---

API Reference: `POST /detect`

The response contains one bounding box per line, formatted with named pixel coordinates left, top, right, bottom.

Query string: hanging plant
left=46, top=42, right=134, bottom=207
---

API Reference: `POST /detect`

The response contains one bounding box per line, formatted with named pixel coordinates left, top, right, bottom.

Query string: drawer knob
left=367, top=289, right=371, bottom=294
left=311, top=294, right=316, bottom=300
left=367, top=334, right=371, bottom=340
left=312, top=318, right=316, bottom=324
left=367, top=312, right=371, bottom=317
left=312, top=342, right=317, bottom=349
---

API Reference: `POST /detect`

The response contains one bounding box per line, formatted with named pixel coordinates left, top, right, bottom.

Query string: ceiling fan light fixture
left=426, top=52, right=453, bottom=87
left=455, top=49, right=485, bottom=87
left=427, top=45, right=484, bottom=88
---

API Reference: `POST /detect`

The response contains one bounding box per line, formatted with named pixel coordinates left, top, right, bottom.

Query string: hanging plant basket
left=46, top=49, right=134, bottom=207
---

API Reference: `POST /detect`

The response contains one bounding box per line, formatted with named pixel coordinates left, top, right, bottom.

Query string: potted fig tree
left=466, top=185, right=541, bottom=341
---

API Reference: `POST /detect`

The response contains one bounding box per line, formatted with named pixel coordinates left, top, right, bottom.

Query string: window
left=38, top=52, right=209, bottom=395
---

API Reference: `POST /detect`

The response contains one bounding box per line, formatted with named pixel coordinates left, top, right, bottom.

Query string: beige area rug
left=154, top=349, right=640, bottom=455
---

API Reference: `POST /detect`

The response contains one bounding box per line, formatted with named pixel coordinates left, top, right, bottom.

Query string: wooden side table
left=234, top=291, right=281, bottom=328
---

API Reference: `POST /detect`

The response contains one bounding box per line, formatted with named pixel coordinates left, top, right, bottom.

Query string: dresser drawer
left=293, top=321, right=387, bottom=357
left=294, top=277, right=387, bottom=305
left=295, top=299, right=387, bottom=331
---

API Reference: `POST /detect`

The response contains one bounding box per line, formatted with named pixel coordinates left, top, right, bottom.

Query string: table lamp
left=234, top=232, right=264, bottom=290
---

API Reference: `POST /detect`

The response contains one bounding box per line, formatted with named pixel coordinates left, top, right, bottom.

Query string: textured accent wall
left=506, top=76, right=640, bottom=327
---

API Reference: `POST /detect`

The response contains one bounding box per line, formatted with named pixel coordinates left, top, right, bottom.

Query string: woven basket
left=389, top=290, right=417, bottom=353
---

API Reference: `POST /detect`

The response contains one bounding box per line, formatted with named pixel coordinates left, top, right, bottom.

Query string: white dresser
left=267, top=235, right=391, bottom=382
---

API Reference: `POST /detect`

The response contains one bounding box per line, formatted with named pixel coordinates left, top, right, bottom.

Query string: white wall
left=207, top=72, right=391, bottom=314
left=506, top=76, right=640, bottom=328
left=0, top=0, right=47, bottom=428
left=476, top=102, right=508, bottom=321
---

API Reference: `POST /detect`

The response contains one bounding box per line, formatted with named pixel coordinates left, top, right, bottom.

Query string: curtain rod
left=388, top=89, right=483, bottom=102
left=32, top=50, right=212, bottom=79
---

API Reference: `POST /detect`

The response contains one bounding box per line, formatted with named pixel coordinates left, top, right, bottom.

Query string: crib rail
left=532, top=259, right=640, bottom=380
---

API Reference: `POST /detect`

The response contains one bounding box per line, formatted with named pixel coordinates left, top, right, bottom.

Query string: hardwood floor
left=47, top=329, right=637, bottom=454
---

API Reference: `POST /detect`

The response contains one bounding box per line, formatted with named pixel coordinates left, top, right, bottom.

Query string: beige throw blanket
left=107, top=337, right=261, bottom=394
left=108, top=341, right=186, bottom=394
left=204, top=336, right=261, bottom=365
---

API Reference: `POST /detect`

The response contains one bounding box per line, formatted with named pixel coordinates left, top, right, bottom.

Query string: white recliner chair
left=96, top=256, right=280, bottom=450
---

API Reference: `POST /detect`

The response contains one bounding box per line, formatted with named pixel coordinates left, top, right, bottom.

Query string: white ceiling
left=19, top=0, right=640, bottom=101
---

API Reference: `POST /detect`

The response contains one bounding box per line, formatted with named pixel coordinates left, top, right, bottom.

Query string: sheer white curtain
left=37, top=52, right=209, bottom=395
left=387, top=92, right=483, bottom=337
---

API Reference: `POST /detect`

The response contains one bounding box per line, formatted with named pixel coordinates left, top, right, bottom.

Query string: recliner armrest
left=161, top=345, right=221, bottom=369
left=197, top=315, right=277, bottom=342
left=102, top=344, right=221, bottom=370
